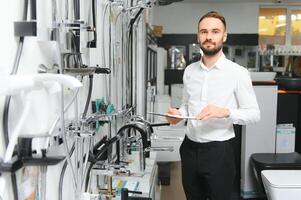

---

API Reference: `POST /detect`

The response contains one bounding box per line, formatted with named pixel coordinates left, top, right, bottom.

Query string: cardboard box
left=153, top=25, right=163, bottom=37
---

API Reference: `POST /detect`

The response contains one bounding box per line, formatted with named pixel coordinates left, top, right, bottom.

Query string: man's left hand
left=196, top=105, right=230, bottom=120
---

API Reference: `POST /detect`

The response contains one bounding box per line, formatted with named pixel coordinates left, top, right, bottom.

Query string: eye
left=199, top=30, right=207, bottom=34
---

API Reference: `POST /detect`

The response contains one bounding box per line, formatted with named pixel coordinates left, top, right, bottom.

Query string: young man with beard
left=166, top=11, right=260, bottom=200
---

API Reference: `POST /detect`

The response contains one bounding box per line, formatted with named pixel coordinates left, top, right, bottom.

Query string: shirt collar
left=200, top=53, right=226, bottom=71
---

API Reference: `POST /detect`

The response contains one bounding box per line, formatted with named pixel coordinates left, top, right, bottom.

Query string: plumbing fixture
left=0, top=74, right=82, bottom=197
left=144, top=146, right=174, bottom=152
left=64, top=66, right=111, bottom=76
left=0, top=74, right=82, bottom=96
left=169, top=46, right=180, bottom=69
left=82, top=107, right=133, bottom=126
left=0, top=73, right=82, bottom=162
left=99, top=175, right=115, bottom=199
left=38, top=64, right=59, bottom=74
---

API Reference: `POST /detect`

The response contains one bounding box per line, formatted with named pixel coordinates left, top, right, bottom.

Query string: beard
left=200, top=40, right=223, bottom=56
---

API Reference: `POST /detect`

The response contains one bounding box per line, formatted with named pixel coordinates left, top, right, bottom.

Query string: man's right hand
left=165, top=107, right=183, bottom=125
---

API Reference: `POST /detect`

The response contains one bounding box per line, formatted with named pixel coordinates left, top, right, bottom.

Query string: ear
left=223, top=31, right=227, bottom=43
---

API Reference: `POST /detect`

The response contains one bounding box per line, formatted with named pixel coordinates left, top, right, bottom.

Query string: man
left=166, top=11, right=260, bottom=200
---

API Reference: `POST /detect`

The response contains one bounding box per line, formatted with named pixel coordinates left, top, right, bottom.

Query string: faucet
left=170, top=47, right=180, bottom=69
left=116, top=121, right=174, bottom=174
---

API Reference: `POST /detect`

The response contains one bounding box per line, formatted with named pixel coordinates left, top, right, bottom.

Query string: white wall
left=152, top=2, right=259, bottom=34
left=0, top=0, right=150, bottom=199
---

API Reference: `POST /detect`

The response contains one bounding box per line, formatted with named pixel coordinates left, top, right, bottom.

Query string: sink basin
left=250, top=72, right=276, bottom=81
left=275, top=77, right=301, bottom=90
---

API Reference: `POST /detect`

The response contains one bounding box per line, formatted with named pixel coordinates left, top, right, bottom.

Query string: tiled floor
left=160, top=162, right=267, bottom=200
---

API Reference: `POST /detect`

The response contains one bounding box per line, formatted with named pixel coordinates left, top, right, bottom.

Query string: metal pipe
left=75, top=137, right=79, bottom=196
left=73, top=0, right=80, bottom=20
left=30, top=0, right=36, bottom=20
left=82, top=75, right=93, bottom=119
left=84, top=134, right=122, bottom=191
left=59, top=52, right=77, bottom=191
left=144, top=146, right=174, bottom=152
left=81, top=137, right=91, bottom=190
left=58, top=143, right=75, bottom=200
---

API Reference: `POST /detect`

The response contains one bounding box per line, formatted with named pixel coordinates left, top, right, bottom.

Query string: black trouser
left=180, top=135, right=236, bottom=200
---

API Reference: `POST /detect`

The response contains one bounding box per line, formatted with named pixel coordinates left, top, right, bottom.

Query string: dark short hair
left=198, top=11, right=226, bottom=30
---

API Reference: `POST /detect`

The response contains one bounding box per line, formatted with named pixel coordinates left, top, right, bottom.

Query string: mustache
left=202, top=40, right=215, bottom=45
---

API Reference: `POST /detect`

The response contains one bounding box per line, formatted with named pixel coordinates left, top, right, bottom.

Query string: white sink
left=250, top=72, right=276, bottom=81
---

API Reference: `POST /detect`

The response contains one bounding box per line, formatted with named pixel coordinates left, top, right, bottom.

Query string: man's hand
left=196, top=105, right=230, bottom=121
left=165, top=107, right=183, bottom=125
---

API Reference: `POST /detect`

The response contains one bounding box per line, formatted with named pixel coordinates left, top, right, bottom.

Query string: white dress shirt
left=178, top=54, right=260, bottom=143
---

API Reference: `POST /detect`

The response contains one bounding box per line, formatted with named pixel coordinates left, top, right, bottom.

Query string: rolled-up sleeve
left=229, top=70, right=260, bottom=125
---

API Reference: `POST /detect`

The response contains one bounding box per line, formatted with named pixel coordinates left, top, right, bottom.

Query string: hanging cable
left=82, top=75, right=93, bottom=119
left=101, top=3, right=111, bottom=103
left=58, top=62, right=94, bottom=199
left=57, top=57, right=78, bottom=191
left=126, top=7, right=145, bottom=107
left=48, top=88, right=80, bottom=136
left=58, top=143, right=75, bottom=200
left=87, top=0, right=97, bottom=48
left=84, top=134, right=121, bottom=192
left=108, top=4, right=113, bottom=105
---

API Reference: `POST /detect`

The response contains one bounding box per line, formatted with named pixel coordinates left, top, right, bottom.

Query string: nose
left=206, top=32, right=213, bottom=40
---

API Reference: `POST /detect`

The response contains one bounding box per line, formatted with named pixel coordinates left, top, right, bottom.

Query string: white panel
left=157, top=47, right=167, bottom=95
left=241, top=85, right=278, bottom=198
left=171, top=84, right=183, bottom=108
left=0, top=1, right=22, bottom=75
left=151, top=126, right=186, bottom=162
left=37, top=0, right=52, bottom=40
left=154, top=94, right=171, bottom=122
left=136, top=18, right=147, bottom=117
left=152, top=2, right=259, bottom=34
